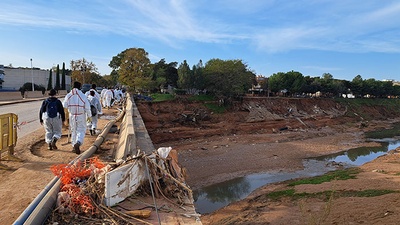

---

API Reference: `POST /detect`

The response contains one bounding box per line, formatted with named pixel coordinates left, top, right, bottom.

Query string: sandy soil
left=1, top=96, right=400, bottom=225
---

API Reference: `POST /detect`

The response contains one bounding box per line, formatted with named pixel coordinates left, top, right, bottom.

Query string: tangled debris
left=45, top=149, right=194, bottom=225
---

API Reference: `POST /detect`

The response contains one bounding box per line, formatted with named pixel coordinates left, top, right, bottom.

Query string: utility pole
left=30, top=58, right=35, bottom=91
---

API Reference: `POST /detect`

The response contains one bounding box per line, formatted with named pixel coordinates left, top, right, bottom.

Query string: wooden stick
left=144, top=155, right=192, bottom=194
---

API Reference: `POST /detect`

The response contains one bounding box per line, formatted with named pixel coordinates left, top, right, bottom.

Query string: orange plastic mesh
left=50, top=156, right=106, bottom=214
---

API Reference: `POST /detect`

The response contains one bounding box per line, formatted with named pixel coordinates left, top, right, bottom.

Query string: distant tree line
left=267, top=71, right=400, bottom=98
left=108, top=48, right=256, bottom=102
left=63, top=47, right=399, bottom=100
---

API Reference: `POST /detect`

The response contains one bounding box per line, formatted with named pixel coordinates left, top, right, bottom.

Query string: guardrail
left=0, top=113, right=20, bottom=169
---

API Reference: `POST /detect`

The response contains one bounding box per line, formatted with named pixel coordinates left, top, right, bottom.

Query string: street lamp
left=30, top=58, right=35, bottom=91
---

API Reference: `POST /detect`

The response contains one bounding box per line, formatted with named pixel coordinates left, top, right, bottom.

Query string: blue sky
left=1, top=0, right=399, bottom=82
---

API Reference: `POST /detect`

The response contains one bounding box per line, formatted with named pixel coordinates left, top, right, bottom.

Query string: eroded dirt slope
left=138, top=97, right=398, bottom=146
left=137, top=97, right=400, bottom=225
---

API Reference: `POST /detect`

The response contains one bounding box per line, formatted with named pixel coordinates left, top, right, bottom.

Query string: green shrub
left=150, top=93, right=175, bottom=102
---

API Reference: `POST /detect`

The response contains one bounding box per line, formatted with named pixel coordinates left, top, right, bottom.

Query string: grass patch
left=288, top=168, right=360, bottom=186
left=204, top=103, right=226, bottom=113
left=266, top=189, right=398, bottom=201
left=364, top=122, right=400, bottom=139
left=266, top=189, right=296, bottom=200
left=349, top=189, right=397, bottom=197
left=188, top=94, right=215, bottom=102
left=150, top=93, right=175, bottom=102
left=266, top=189, right=334, bottom=201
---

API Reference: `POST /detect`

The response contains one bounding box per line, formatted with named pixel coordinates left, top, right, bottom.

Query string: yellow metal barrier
left=0, top=113, right=20, bottom=169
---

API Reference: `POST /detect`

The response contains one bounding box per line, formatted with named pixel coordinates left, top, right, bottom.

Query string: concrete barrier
left=114, top=93, right=136, bottom=161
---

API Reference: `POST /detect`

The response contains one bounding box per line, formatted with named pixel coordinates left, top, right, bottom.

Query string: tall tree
left=148, top=59, right=178, bottom=91
left=203, top=59, right=255, bottom=99
left=193, top=60, right=205, bottom=90
left=55, top=64, right=61, bottom=90
left=269, top=71, right=304, bottom=95
left=177, top=60, right=191, bottom=89
left=351, top=75, right=364, bottom=97
left=165, top=62, right=178, bottom=87
left=268, top=72, right=287, bottom=93
left=70, top=58, right=98, bottom=84
left=118, top=48, right=151, bottom=91
left=286, top=70, right=305, bottom=94
left=61, top=62, right=66, bottom=90
left=47, top=69, right=53, bottom=90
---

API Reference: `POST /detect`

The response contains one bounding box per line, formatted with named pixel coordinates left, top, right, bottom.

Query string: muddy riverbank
left=138, top=97, right=400, bottom=224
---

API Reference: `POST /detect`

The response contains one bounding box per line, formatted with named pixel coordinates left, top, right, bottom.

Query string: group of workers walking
left=38, top=81, right=125, bottom=154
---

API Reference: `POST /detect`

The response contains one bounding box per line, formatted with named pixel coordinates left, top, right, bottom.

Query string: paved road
left=0, top=99, right=64, bottom=138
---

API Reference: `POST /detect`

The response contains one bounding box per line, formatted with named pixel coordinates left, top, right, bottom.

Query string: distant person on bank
left=104, top=87, right=114, bottom=109
left=20, top=87, right=26, bottom=99
left=39, top=89, right=65, bottom=150
left=63, top=81, right=92, bottom=154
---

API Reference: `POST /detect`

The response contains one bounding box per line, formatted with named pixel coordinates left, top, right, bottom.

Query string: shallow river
left=194, top=138, right=400, bottom=214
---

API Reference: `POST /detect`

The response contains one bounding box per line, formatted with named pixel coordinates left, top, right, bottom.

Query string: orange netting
left=50, top=157, right=107, bottom=214
left=51, top=157, right=106, bottom=185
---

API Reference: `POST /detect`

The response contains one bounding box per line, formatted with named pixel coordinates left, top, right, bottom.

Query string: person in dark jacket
left=20, top=87, right=26, bottom=99
left=39, top=89, right=65, bottom=150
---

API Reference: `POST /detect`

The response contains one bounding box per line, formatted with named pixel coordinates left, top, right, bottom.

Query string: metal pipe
left=12, top=177, right=59, bottom=225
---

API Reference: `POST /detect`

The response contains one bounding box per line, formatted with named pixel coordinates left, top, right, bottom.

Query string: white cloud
left=1, top=0, right=400, bottom=54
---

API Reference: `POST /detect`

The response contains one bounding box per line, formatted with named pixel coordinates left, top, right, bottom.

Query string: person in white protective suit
left=113, top=87, right=121, bottom=105
left=85, top=83, right=102, bottom=115
left=63, top=81, right=92, bottom=154
left=85, top=83, right=101, bottom=100
left=87, top=90, right=102, bottom=136
left=100, top=87, right=108, bottom=108
left=104, top=87, right=114, bottom=109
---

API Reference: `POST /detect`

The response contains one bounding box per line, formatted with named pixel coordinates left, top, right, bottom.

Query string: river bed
left=194, top=139, right=400, bottom=214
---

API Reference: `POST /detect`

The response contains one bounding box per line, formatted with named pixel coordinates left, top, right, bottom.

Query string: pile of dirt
left=137, top=96, right=400, bottom=225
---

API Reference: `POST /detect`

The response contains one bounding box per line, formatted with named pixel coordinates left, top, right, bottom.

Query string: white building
left=0, top=65, right=71, bottom=91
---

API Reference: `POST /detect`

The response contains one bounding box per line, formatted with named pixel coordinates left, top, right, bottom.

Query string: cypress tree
left=55, top=64, right=61, bottom=90
left=47, top=69, right=53, bottom=90
left=61, top=62, right=66, bottom=90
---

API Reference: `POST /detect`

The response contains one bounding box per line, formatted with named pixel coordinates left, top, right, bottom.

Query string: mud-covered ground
left=2, top=96, right=400, bottom=225
left=137, top=97, right=400, bottom=225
